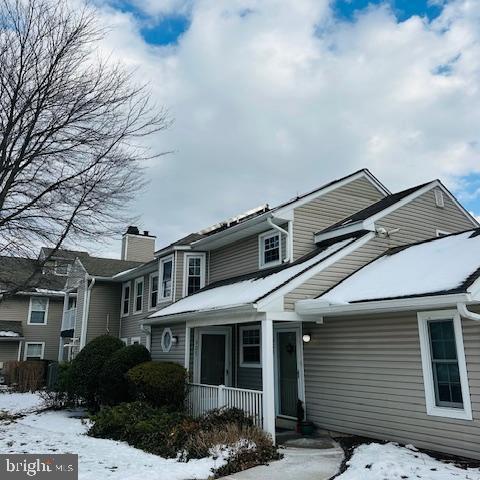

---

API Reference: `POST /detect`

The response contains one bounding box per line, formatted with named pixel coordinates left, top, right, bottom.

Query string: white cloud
left=79, top=0, right=480, bottom=255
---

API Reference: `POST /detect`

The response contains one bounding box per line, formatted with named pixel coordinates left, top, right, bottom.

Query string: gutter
left=457, top=302, right=480, bottom=321
left=267, top=217, right=291, bottom=262
left=79, top=275, right=96, bottom=349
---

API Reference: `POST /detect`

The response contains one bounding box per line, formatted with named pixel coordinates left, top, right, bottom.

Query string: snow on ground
left=337, top=442, right=480, bottom=480
left=0, top=391, right=45, bottom=415
left=0, top=409, right=227, bottom=480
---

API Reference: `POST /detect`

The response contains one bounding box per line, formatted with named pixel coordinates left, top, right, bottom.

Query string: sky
left=78, top=0, right=480, bottom=256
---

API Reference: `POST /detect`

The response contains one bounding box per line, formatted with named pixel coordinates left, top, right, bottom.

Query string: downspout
left=457, top=302, right=480, bottom=322
left=267, top=217, right=291, bottom=263
left=80, top=276, right=96, bottom=349
left=140, top=324, right=152, bottom=351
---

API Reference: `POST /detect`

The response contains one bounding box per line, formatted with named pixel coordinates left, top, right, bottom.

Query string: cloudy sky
left=84, top=0, right=480, bottom=256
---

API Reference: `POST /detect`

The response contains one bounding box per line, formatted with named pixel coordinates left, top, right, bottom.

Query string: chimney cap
left=125, top=225, right=140, bottom=235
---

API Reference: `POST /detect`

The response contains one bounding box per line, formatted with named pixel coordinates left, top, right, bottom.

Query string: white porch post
left=184, top=326, right=191, bottom=372
left=261, top=318, right=276, bottom=444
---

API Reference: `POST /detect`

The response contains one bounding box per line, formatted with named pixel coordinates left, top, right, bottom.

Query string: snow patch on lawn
left=0, top=410, right=228, bottom=480
left=0, top=391, right=45, bottom=415
left=337, top=442, right=480, bottom=480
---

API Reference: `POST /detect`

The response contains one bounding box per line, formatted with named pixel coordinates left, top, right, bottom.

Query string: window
left=161, top=328, right=173, bottom=352
left=159, top=256, right=173, bottom=301
left=24, top=342, right=45, bottom=360
left=417, top=310, right=472, bottom=420
left=54, top=261, right=70, bottom=275
left=259, top=231, right=282, bottom=268
left=133, top=277, right=144, bottom=313
left=239, top=326, right=261, bottom=367
left=436, top=229, right=450, bottom=237
left=130, top=337, right=141, bottom=345
left=183, top=253, right=206, bottom=296
left=149, top=272, right=159, bottom=310
left=28, top=297, right=49, bottom=325
left=121, top=282, right=131, bottom=317
left=435, top=189, right=445, bottom=208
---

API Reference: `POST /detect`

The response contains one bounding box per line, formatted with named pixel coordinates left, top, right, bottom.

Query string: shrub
left=99, top=344, right=151, bottom=406
left=69, top=335, right=124, bottom=409
left=40, top=363, right=77, bottom=408
left=199, top=407, right=254, bottom=431
left=126, top=361, right=188, bottom=408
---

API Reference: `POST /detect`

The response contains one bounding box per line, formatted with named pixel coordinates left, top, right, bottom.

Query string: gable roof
left=315, top=229, right=480, bottom=305
left=147, top=234, right=368, bottom=320
left=39, top=248, right=90, bottom=261
left=79, top=256, right=141, bottom=277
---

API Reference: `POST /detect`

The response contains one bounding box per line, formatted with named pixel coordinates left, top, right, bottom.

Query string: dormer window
left=259, top=231, right=282, bottom=268
left=183, top=253, right=206, bottom=296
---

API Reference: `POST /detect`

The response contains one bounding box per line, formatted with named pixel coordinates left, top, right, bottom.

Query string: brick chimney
left=121, top=226, right=156, bottom=262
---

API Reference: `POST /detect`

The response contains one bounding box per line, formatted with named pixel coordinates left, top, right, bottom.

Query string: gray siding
left=174, top=251, right=184, bottom=302
left=151, top=323, right=186, bottom=365
left=303, top=312, right=480, bottom=460
left=292, top=177, right=385, bottom=260
left=0, top=342, right=19, bottom=362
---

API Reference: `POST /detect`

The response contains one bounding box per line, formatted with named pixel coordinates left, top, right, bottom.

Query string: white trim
left=436, top=229, right=451, bottom=237
left=120, top=338, right=128, bottom=345
left=258, top=230, right=282, bottom=269
left=24, top=342, right=45, bottom=360
left=239, top=325, right=262, bottom=368
left=27, top=296, right=49, bottom=325
left=193, top=326, right=231, bottom=385
left=130, top=336, right=141, bottom=345
left=183, top=252, right=206, bottom=297
left=121, top=281, right=131, bottom=317
left=161, top=327, right=174, bottom=352
left=159, top=254, right=174, bottom=302
left=184, top=326, right=191, bottom=370
left=314, top=219, right=375, bottom=244
left=261, top=319, right=276, bottom=442
left=133, top=277, right=144, bottom=314
left=417, top=309, right=472, bottom=420
left=148, top=271, right=159, bottom=311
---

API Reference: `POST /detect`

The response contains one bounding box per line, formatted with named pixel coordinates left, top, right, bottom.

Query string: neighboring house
left=0, top=248, right=86, bottom=364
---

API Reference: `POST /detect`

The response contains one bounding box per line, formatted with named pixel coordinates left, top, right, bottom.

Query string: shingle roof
left=40, top=248, right=90, bottom=260
left=79, top=256, right=142, bottom=277
left=316, top=182, right=431, bottom=235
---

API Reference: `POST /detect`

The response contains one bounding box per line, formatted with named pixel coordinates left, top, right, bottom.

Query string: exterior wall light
left=172, top=336, right=178, bottom=345
left=302, top=334, right=311, bottom=343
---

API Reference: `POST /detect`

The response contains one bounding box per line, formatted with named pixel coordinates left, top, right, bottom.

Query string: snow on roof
left=319, top=230, right=480, bottom=304
left=0, top=331, right=20, bottom=337
left=149, top=238, right=355, bottom=318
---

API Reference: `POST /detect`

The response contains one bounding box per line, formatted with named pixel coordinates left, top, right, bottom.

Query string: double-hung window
left=259, top=231, right=282, bottom=268
left=159, top=256, right=173, bottom=301
left=184, top=253, right=205, bottom=296
left=28, top=297, right=48, bottom=325
left=418, top=310, right=472, bottom=420
left=121, top=282, right=131, bottom=317
left=239, top=326, right=261, bottom=367
left=149, top=272, right=159, bottom=309
left=24, top=342, right=45, bottom=360
left=133, top=277, right=144, bottom=314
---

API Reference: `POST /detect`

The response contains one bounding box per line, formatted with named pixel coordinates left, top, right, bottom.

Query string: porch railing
left=61, top=308, right=76, bottom=331
left=187, top=383, right=264, bottom=428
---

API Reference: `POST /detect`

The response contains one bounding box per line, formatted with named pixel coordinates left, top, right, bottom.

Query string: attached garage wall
left=303, top=311, right=480, bottom=460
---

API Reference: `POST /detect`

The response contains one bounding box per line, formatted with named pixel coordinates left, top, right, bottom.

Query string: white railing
left=61, top=308, right=76, bottom=331
left=187, top=383, right=264, bottom=428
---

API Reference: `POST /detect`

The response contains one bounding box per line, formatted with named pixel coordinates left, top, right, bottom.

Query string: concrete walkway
left=220, top=438, right=344, bottom=480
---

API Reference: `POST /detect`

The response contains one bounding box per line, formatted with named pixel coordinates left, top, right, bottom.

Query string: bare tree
left=0, top=0, right=169, bottom=279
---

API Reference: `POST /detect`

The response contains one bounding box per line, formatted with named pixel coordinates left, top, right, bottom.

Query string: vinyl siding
left=121, top=234, right=155, bottom=262
left=150, top=323, right=186, bottom=365
left=174, top=251, right=184, bottom=301
left=209, top=228, right=287, bottom=284
left=303, top=311, right=480, bottom=460
left=292, top=177, right=385, bottom=260
left=0, top=342, right=20, bottom=362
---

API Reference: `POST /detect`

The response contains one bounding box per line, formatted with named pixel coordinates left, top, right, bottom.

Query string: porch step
left=281, top=437, right=338, bottom=449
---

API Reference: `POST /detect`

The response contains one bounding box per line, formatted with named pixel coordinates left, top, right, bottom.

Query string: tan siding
left=121, top=234, right=155, bottom=262
left=303, top=312, right=480, bottom=460
left=74, top=278, right=86, bottom=338
left=150, top=323, right=186, bottom=365
left=284, top=237, right=390, bottom=310
left=293, top=177, right=384, bottom=260
left=174, top=251, right=184, bottom=301
left=377, top=187, right=475, bottom=246
left=0, top=342, right=20, bottom=362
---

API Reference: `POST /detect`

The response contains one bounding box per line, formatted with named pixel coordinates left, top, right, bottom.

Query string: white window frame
left=159, top=255, right=174, bottom=302
left=183, top=253, right=206, bottom=297
left=239, top=326, right=262, bottom=368
left=258, top=230, right=282, bottom=269
left=149, top=272, right=159, bottom=310
left=24, top=342, right=45, bottom=360
left=417, top=309, right=472, bottom=420
left=133, top=277, right=144, bottom=314
left=27, top=297, right=49, bottom=325
left=436, top=229, right=450, bottom=237
left=435, top=189, right=445, bottom=208
left=120, top=338, right=128, bottom=345
left=130, top=336, right=141, bottom=345
left=121, top=282, right=131, bottom=317
left=161, top=327, right=174, bottom=352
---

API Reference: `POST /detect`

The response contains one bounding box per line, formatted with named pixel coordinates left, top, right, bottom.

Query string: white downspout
left=80, top=276, right=96, bottom=349
left=457, top=303, right=480, bottom=322
left=140, top=324, right=152, bottom=351
left=267, top=217, right=291, bottom=263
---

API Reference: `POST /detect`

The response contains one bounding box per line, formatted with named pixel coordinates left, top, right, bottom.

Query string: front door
left=195, top=328, right=231, bottom=386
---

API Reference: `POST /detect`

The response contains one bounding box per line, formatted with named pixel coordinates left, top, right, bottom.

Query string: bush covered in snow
left=126, top=361, right=188, bottom=409
left=99, top=344, right=151, bottom=405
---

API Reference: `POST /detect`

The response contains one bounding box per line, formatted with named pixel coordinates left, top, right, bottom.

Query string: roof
left=40, top=248, right=90, bottom=261
left=0, top=320, right=23, bottom=338
left=79, top=256, right=142, bottom=277
left=316, top=182, right=431, bottom=235
left=317, top=229, right=480, bottom=304
left=155, top=232, right=204, bottom=256
left=148, top=235, right=362, bottom=319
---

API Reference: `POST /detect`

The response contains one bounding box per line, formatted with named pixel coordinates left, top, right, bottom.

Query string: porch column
left=261, top=318, right=276, bottom=444
left=184, top=326, right=191, bottom=373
